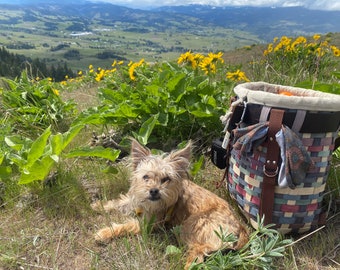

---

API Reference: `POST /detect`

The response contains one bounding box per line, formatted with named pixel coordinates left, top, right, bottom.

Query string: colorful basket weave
left=224, top=82, right=340, bottom=234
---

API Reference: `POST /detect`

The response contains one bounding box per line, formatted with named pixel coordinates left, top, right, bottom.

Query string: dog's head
left=128, top=139, right=191, bottom=214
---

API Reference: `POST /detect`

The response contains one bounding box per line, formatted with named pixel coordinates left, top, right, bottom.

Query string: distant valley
left=0, top=1, right=339, bottom=73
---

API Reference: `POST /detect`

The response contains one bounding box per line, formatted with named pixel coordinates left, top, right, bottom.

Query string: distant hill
left=0, top=2, right=339, bottom=41
left=154, top=5, right=340, bottom=40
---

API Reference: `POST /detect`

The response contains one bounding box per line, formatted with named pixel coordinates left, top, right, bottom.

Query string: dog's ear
left=168, top=141, right=192, bottom=171
left=130, top=139, right=151, bottom=169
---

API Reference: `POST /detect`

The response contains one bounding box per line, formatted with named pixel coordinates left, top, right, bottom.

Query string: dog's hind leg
left=94, top=218, right=140, bottom=242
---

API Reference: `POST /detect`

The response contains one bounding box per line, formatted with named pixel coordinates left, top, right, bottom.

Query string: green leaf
left=102, top=166, right=119, bottom=174
left=190, top=109, right=213, bottom=118
left=165, top=245, right=182, bottom=256
left=157, top=112, right=169, bottom=126
left=62, top=124, right=84, bottom=149
left=116, top=103, right=139, bottom=118
left=191, top=155, right=204, bottom=176
left=26, top=126, right=51, bottom=168
left=135, top=114, right=159, bottom=145
left=50, top=133, right=63, bottom=156
left=65, top=146, right=120, bottom=162
left=4, top=136, right=25, bottom=151
left=0, top=165, right=12, bottom=180
left=18, top=156, right=55, bottom=184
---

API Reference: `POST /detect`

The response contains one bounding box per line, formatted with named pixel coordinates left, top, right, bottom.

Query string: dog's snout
left=150, top=188, right=159, bottom=196
left=149, top=188, right=160, bottom=201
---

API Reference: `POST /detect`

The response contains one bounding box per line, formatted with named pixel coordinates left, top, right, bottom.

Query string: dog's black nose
left=149, top=188, right=160, bottom=201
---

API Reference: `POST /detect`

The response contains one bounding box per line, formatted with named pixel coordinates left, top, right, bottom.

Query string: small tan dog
left=92, top=139, right=248, bottom=269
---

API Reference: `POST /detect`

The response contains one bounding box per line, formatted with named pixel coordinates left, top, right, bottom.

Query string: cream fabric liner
left=234, top=82, right=340, bottom=111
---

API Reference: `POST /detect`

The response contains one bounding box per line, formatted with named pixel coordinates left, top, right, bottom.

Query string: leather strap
left=244, top=103, right=340, bottom=133
left=260, top=109, right=284, bottom=225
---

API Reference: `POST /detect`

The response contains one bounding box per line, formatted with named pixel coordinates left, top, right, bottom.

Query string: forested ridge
left=0, top=47, right=74, bottom=81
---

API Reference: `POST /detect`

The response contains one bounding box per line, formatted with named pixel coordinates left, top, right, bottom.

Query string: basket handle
left=260, top=109, right=284, bottom=225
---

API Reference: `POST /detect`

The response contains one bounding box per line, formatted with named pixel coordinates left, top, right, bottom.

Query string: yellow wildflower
left=177, top=51, right=197, bottom=69
left=112, top=60, right=117, bottom=67
left=78, top=70, right=83, bottom=76
left=226, top=69, right=250, bottom=82
left=264, top=43, right=273, bottom=56
left=118, top=60, right=124, bottom=65
left=207, top=52, right=224, bottom=64
left=128, top=59, right=145, bottom=81
left=88, top=64, right=93, bottom=70
left=331, top=46, right=340, bottom=57
left=95, top=69, right=105, bottom=82
left=274, top=42, right=283, bottom=52
left=280, top=36, right=291, bottom=46
left=316, top=47, right=325, bottom=57
left=295, top=36, right=307, bottom=44
left=199, top=57, right=216, bottom=75
left=313, top=34, right=321, bottom=41
left=52, top=88, right=59, bottom=96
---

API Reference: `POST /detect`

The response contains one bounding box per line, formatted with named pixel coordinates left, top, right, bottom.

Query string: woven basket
left=225, top=82, right=340, bottom=234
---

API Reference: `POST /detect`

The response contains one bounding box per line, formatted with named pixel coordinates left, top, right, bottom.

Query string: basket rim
left=234, top=81, right=340, bottom=112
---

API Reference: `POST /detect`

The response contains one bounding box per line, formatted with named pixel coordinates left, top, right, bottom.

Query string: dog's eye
left=161, top=176, right=171, bottom=184
left=143, top=175, right=149, bottom=181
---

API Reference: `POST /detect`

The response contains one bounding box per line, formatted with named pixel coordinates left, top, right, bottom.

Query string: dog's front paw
left=91, top=200, right=117, bottom=213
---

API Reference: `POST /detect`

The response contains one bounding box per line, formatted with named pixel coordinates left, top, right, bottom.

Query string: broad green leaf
left=157, top=112, right=169, bottom=126
left=145, top=84, right=160, bottom=96
left=190, top=109, right=213, bottom=118
left=7, top=153, right=25, bottom=167
left=116, top=103, right=138, bottom=118
left=50, top=133, right=63, bottom=156
left=167, top=73, right=186, bottom=92
left=100, top=88, right=128, bottom=104
left=4, top=136, right=25, bottom=151
left=135, top=114, right=159, bottom=145
left=66, top=146, right=120, bottom=162
left=62, top=124, right=84, bottom=149
left=18, top=156, right=55, bottom=184
left=26, top=126, right=51, bottom=168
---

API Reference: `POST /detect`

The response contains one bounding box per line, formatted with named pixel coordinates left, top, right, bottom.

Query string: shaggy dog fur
left=92, top=140, right=248, bottom=269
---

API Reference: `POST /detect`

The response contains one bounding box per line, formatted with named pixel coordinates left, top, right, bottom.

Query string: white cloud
left=92, top=0, right=340, bottom=10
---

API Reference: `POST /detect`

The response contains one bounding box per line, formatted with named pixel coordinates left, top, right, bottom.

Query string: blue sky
left=90, top=0, right=340, bottom=10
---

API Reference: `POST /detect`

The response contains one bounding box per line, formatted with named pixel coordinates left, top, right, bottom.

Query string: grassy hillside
left=0, top=3, right=262, bottom=71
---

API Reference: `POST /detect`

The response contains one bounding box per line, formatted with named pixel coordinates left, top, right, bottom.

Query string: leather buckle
left=263, top=161, right=278, bottom=178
